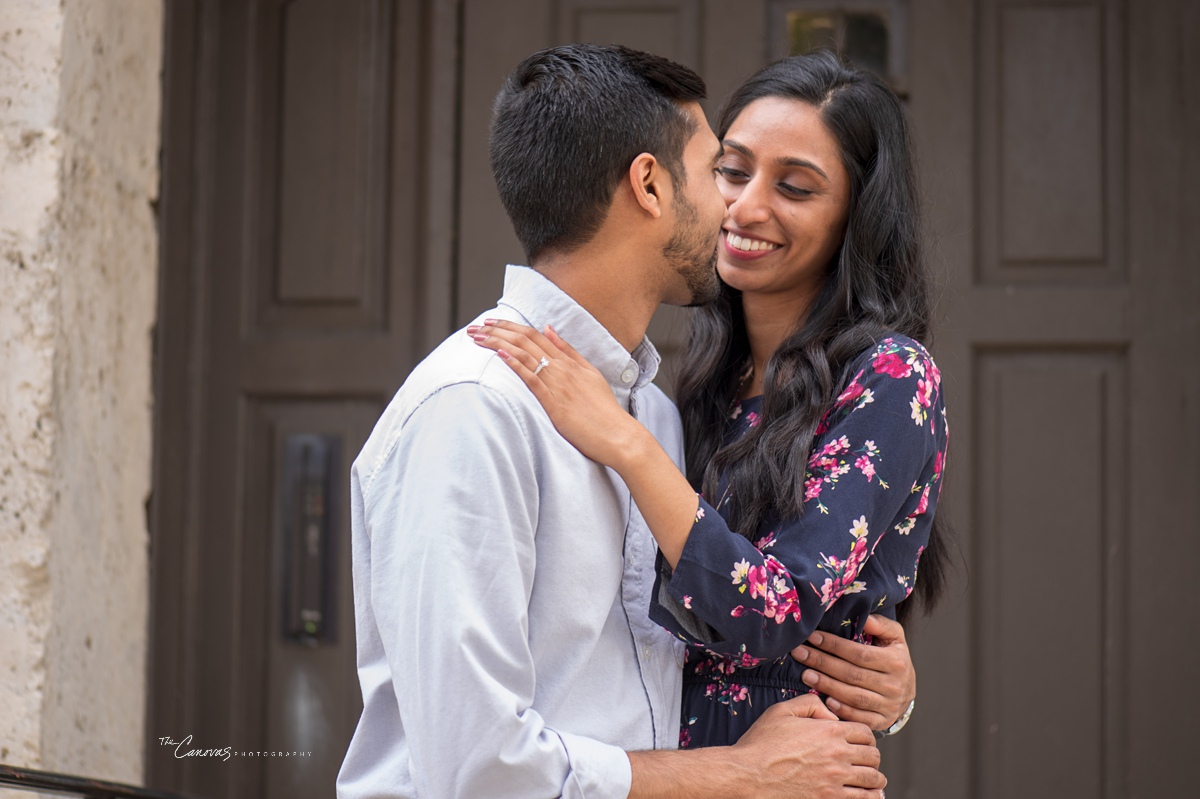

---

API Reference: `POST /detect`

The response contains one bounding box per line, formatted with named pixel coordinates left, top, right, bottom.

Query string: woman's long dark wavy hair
left=675, top=52, right=949, bottom=623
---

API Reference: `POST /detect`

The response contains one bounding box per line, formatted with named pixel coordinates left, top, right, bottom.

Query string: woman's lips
left=722, top=230, right=781, bottom=260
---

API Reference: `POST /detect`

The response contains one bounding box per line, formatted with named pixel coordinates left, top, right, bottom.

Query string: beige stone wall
left=0, top=0, right=162, bottom=786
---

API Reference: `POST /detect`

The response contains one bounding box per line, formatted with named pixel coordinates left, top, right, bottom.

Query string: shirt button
left=621, top=368, right=637, bottom=384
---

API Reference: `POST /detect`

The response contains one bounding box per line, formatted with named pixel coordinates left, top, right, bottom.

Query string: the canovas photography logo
left=158, top=735, right=313, bottom=762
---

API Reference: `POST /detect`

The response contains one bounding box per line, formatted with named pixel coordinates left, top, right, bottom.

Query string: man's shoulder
left=354, top=325, right=540, bottom=498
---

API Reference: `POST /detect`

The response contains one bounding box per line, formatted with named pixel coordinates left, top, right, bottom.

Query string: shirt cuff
left=556, top=730, right=632, bottom=799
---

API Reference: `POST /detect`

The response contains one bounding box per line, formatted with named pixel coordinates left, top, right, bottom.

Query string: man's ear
left=627, top=152, right=670, bottom=219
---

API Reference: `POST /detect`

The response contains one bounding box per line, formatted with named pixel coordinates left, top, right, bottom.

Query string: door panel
left=150, top=1, right=453, bottom=797
left=973, top=351, right=1126, bottom=797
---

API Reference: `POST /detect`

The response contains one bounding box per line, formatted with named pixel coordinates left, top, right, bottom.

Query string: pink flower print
left=695, top=504, right=706, bottom=523
left=745, top=411, right=761, bottom=428
left=934, top=450, right=945, bottom=479
left=682, top=595, right=693, bottom=609
left=754, top=530, right=777, bottom=550
left=915, top=483, right=930, bottom=515
left=836, top=376, right=864, bottom=406
left=873, top=351, right=912, bottom=379
left=679, top=725, right=692, bottom=749
left=746, top=564, right=770, bottom=600
left=706, top=682, right=750, bottom=708
left=824, top=436, right=851, bottom=456
left=814, top=521, right=871, bottom=608
left=728, top=556, right=804, bottom=625
left=804, top=476, right=824, bottom=500
left=730, top=402, right=743, bottom=420
left=855, top=454, right=876, bottom=481
left=926, top=358, right=941, bottom=389
left=917, top=377, right=934, bottom=408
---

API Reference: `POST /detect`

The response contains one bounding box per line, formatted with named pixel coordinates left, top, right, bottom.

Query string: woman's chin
left=717, top=260, right=765, bottom=294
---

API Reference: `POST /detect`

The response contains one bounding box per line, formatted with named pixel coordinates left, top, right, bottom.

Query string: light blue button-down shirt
left=336, top=266, right=687, bottom=799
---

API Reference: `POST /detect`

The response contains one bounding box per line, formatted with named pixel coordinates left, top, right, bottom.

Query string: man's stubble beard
left=662, top=190, right=721, bottom=307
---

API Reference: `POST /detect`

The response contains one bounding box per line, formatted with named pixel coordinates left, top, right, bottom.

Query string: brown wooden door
left=903, top=0, right=1200, bottom=797
left=152, top=1, right=1198, bottom=797
left=149, top=1, right=457, bottom=797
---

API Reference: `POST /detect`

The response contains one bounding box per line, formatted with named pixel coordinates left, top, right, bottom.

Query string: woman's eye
left=779, top=183, right=814, bottom=197
left=715, top=166, right=748, bottom=181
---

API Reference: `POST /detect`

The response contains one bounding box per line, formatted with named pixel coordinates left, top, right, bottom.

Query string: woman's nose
left=727, top=179, right=770, bottom=226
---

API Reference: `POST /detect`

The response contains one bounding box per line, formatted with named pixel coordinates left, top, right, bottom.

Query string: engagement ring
left=534, top=356, right=550, bottom=375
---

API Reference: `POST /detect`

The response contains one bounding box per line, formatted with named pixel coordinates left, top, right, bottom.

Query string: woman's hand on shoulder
left=467, top=320, right=646, bottom=468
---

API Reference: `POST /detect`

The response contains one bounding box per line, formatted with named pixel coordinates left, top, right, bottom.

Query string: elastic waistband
left=682, top=672, right=808, bottom=692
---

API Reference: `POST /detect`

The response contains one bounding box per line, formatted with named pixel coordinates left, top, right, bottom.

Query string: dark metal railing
left=0, top=765, right=193, bottom=799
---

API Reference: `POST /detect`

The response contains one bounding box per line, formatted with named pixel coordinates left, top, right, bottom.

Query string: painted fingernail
left=801, top=669, right=819, bottom=686
left=496, top=349, right=510, bottom=360
left=793, top=646, right=809, bottom=662
left=808, top=632, right=823, bottom=645
left=826, top=697, right=842, bottom=711
left=466, top=325, right=480, bottom=334
left=483, top=318, right=498, bottom=325
left=472, top=334, right=488, bottom=342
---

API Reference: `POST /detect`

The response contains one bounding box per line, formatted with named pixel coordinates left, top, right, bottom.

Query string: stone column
left=0, top=0, right=162, bottom=786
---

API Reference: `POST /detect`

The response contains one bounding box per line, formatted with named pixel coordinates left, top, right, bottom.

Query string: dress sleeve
left=650, top=337, right=949, bottom=662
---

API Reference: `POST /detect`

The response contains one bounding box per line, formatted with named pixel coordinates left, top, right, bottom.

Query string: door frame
left=146, top=0, right=464, bottom=792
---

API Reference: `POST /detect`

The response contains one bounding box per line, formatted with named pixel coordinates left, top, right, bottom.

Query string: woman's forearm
left=611, top=424, right=701, bottom=569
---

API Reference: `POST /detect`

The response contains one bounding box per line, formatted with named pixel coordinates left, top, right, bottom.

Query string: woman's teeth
left=726, top=232, right=780, bottom=252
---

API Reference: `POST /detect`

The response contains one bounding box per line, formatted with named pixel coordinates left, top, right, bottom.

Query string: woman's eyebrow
left=723, top=139, right=752, bottom=158
left=723, top=139, right=829, bottom=180
left=777, top=156, right=829, bottom=180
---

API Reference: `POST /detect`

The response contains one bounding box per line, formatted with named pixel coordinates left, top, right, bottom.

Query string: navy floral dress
left=649, top=334, right=949, bottom=748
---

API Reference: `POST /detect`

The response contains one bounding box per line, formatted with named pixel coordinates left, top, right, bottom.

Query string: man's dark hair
left=489, top=44, right=706, bottom=261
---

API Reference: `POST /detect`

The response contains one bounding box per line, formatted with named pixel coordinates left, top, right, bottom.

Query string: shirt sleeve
left=651, top=338, right=949, bottom=662
left=363, top=382, right=632, bottom=799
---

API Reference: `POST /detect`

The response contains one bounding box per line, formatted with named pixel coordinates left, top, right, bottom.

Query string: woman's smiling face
left=715, top=96, right=851, bottom=303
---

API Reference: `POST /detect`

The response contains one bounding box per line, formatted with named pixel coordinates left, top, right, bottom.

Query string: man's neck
left=531, top=250, right=662, bottom=354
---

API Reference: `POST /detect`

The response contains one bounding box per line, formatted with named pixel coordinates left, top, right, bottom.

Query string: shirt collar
left=496, top=265, right=661, bottom=392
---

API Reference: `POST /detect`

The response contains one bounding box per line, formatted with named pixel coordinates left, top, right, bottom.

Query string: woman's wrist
left=608, top=420, right=658, bottom=475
